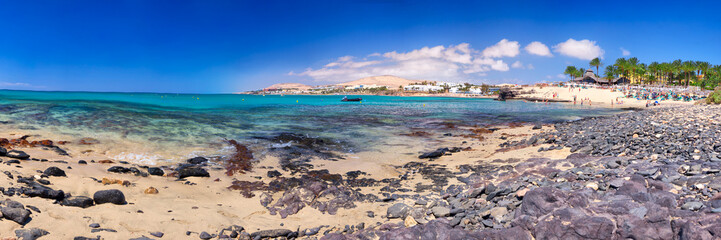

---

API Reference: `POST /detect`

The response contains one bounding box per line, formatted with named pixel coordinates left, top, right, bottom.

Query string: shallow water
left=0, top=90, right=622, bottom=163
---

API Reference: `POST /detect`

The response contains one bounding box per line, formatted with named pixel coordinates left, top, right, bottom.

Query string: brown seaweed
left=223, top=139, right=254, bottom=176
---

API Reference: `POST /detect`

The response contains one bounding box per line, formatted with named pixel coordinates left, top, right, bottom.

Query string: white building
left=404, top=84, right=444, bottom=92
left=469, top=87, right=483, bottom=94
left=437, top=82, right=463, bottom=88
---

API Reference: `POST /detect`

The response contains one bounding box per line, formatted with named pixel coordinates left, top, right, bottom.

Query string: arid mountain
left=265, top=83, right=313, bottom=90
left=335, top=75, right=427, bottom=88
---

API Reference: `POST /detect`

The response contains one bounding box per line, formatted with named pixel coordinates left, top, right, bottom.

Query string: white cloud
left=524, top=41, right=553, bottom=57
left=553, top=39, right=604, bottom=60
left=556, top=74, right=566, bottom=79
left=527, top=64, right=535, bottom=70
left=292, top=42, right=515, bottom=83
left=511, top=61, right=524, bottom=69
left=481, top=39, right=520, bottom=58
left=620, top=47, right=631, bottom=56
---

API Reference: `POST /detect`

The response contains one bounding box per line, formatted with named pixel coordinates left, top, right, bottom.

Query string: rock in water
left=6, top=150, right=29, bottom=160
left=61, top=196, right=95, bottom=208
left=93, top=189, right=127, bottom=205
left=147, top=167, right=164, bottom=176
left=386, top=203, right=411, bottom=219
left=15, top=228, right=48, bottom=240
left=177, top=166, right=210, bottom=178
left=43, top=166, right=66, bottom=177
left=2, top=207, right=31, bottom=224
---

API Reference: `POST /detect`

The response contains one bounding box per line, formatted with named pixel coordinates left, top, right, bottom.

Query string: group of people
left=614, top=85, right=708, bottom=102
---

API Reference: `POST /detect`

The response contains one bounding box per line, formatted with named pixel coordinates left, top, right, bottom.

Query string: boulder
left=43, top=166, right=66, bottom=177
left=7, top=150, right=29, bottom=160
left=147, top=167, right=164, bottom=176
left=251, top=229, right=293, bottom=239
left=93, top=189, right=126, bottom=205
left=187, top=157, right=208, bottom=164
left=387, top=203, right=412, bottom=219
left=107, top=166, right=131, bottom=173
left=177, top=166, right=210, bottom=178
left=61, top=196, right=95, bottom=208
left=15, top=228, right=48, bottom=240
left=1, top=207, right=31, bottom=224
left=431, top=206, right=451, bottom=218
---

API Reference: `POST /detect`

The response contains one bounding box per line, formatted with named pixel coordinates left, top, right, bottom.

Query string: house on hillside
left=571, top=69, right=631, bottom=85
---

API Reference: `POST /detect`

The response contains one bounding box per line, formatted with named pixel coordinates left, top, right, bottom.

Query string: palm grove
left=564, top=57, right=721, bottom=89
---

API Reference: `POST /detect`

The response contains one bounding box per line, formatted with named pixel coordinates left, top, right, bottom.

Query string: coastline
left=240, top=85, right=700, bottom=109
left=0, top=97, right=718, bottom=239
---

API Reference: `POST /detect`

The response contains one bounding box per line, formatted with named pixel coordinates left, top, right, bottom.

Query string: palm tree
left=672, top=60, right=682, bottom=85
left=682, top=61, right=695, bottom=87
left=698, top=61, right=710, bottom=81
left=604, top=65, right=617, bottom=79
left=589, top=58, right=602, bottom=77
left=648, top=62, right=659, bottom=85
left=636, top=63, right=647, bottom=84
left=628, top=57, right=639, bottom=83
left=564, top=66, right=578, bottom=80
left=614, top=58, right=628, bottom=79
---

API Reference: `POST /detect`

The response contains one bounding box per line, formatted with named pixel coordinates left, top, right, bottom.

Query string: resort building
left=571, top=69, right=631, bottom=85
left=404, top=84, right=444, bottom=92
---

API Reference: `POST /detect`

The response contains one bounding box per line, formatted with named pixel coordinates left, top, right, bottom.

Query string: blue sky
left=0, top=0, right=720, bottom=93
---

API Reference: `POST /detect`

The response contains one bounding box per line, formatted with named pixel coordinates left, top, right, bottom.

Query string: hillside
left=265, top=83, right=313, bottom=90
left=335, top=75, right=427, bottom=88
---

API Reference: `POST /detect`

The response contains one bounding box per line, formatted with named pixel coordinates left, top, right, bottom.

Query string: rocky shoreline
left=318, top=105, right=721, bottom=239
left=1, top=105, right=719, bottom=239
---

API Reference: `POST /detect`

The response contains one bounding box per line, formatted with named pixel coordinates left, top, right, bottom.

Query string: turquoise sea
left=0, top=90, right=622, bottom=163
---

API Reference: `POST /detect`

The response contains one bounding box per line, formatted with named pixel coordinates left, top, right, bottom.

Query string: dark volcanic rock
left=7, top=150, right=29, bottom=159
left=147, top=167, right=164, bottom=176
left=187, top=156, right=208, bottom=164
left=19, top=181, right=65, bottom=200
left=43, top=166, right=66, bottom=177
left=2, top=206, right=31, bottom=224
left=61, top=196, right=95, bottom=208
left=177, top=166, right=209, bottom=178
left=15, top=228, right=48, bottom=240
left=199, top=231, right=212, bottom=239
left=267, top=170, right=282, bottom=178
left=107, top=166, right=131, bottom=173
left=93, top=189, right=127, bottom=205
left=251, top=229, right=293, bottom=239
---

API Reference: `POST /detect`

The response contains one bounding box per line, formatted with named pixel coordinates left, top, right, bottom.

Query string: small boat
left=341, top=96, right=362, bottom=102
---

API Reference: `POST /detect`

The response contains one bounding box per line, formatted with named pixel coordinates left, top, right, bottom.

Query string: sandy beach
left=519, top=85, right=697, bottom=108
left=0, top=119, right=572, bottom=239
